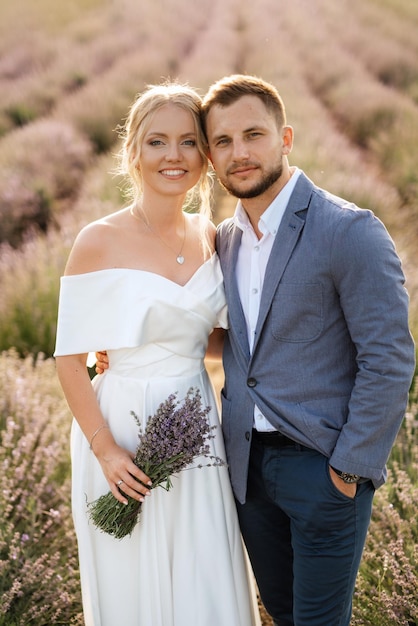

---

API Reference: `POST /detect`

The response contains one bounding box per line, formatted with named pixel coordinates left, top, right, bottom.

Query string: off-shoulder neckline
left=61, top=255, right=217, bottom=288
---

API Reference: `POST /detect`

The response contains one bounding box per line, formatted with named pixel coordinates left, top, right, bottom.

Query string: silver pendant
left=176, top=255, right=185, bottom=265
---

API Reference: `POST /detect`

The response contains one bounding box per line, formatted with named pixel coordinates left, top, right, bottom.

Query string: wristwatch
left=330, top=466, right=361, bottom=484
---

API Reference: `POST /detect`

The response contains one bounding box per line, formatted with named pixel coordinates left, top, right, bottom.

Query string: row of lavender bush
left=0, top=350, right=416, bottom=625
left=0, top=0, right=417, bottom=623
left=1, top=0, right=417, bottom=324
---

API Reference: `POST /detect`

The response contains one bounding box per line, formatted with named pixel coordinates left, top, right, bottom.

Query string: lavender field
left=0, top=0, right=417, bottom=623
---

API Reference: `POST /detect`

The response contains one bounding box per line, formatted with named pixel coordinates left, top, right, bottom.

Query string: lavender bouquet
left=88, top=387, right=225, bottom=539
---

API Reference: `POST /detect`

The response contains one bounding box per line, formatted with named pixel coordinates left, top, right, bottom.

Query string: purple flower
left=88, top=388, right=225, bottom=539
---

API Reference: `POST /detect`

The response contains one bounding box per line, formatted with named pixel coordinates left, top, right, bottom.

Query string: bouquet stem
left=87, top=388, right=223, bottom=540
left=88, top=492, right=142, bottom=539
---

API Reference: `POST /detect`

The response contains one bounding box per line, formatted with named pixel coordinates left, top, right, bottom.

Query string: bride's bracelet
left=89, top=424, right=109, bottom=450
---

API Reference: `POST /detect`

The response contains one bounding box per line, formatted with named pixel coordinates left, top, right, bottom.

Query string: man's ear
left=282, top=125, right=294, bottom=156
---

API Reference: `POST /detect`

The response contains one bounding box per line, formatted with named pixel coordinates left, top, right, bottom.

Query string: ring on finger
left=117, top=479, right=124, bottom=486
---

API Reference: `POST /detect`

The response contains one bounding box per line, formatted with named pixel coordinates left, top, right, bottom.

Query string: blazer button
left=247, top=377, right=257, bottom=388
left=245, top=431, right=251, bottom=441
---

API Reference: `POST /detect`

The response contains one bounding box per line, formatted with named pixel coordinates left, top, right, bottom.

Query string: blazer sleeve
left=328, top=208, right=415, bottom=479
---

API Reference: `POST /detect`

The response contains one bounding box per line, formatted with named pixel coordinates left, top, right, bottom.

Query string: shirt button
left=251, top=288, right=258, bottom=294
left=254, top=246, right=260, bottom=252
left=256, top=414, right=263, bottom=421
left=247, top=378, right=257, bottom=388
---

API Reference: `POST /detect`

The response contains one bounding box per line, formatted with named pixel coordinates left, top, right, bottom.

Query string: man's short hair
left=201, top=74, right=287, bottom=134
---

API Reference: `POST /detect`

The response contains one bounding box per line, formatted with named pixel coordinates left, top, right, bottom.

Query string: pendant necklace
left=130, top=204, right=186, bottom=265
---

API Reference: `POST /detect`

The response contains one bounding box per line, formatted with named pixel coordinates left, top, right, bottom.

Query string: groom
left=97, top=74, right=415, bottom=625
left=199, top=74, right=415, bottom=626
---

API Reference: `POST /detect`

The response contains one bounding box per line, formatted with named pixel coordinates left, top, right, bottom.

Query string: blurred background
left=0, top=1, right=417, bottom=624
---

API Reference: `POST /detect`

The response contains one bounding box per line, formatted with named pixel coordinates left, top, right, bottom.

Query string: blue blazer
left=217, top=171, right=415, bottom=503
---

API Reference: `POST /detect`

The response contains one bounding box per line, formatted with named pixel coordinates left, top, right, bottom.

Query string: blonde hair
left=117, top=82, right=213, bottom=254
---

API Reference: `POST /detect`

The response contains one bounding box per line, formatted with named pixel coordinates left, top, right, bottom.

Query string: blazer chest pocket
left=270, top=282, right=323, bottom=342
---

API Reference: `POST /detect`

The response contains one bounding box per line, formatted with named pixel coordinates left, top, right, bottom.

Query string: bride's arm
left=56, top=353, right=152, bottom=504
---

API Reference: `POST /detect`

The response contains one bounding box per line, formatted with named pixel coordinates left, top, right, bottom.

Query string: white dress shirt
left=234, top=167, right=301, bottom=431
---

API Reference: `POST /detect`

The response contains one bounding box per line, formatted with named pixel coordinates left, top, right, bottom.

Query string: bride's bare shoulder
left=64, top=209, right=129, bottom=275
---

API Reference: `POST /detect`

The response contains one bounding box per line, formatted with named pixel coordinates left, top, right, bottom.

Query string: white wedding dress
left=55, top=255, right=260, bottom=626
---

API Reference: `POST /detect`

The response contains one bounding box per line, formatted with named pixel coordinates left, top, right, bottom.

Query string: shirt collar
left=234, top=166, right=301, bottom=235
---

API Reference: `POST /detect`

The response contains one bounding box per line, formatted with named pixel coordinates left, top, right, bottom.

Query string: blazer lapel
left=222, top=224, right=251, bottom=361
left=252, top=174, right=312, bottom=355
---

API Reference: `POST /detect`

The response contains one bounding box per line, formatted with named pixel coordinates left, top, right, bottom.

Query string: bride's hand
left=92, top=430, right=152, bottom=505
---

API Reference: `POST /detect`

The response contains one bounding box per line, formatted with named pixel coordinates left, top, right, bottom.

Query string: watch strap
left=330, top=466, right=361, bottom=484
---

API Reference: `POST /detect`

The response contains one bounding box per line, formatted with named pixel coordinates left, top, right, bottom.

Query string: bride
left=54, top=81, right=260, bottom=626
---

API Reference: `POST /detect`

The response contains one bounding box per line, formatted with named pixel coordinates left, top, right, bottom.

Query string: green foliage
left=66, top=71, right=88, bottom=91
left=0, top=351, right=83, bottom=625
left=353, top=482, right=418, bottom=623
left=0, top=154, right=123, bottom=359
left=5, top=104, right=37, bottom=127
left=81, top=115, right=121, bottom=154
left=352, top=401, right=418, bottom=625
left=0, top=231, right=70, bottom=357
left=372, top=114, right=418, bottom=205
left=378, top=59, right=418, bottom=94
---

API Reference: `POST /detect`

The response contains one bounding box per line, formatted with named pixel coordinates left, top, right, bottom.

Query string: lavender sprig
left=87, top=388, right=225, bottom=539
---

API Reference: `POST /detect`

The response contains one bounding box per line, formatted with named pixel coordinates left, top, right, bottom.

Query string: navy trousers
left=236, top=436, right=375, bottom=626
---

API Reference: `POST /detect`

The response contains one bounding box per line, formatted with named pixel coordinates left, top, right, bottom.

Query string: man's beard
left=219, top=162, right=283, bottom=199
